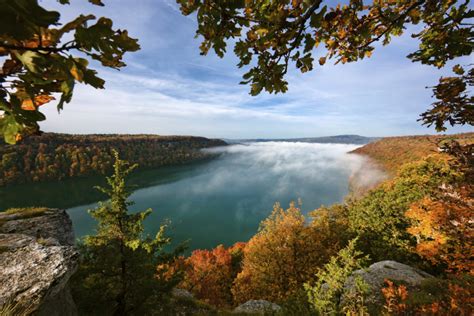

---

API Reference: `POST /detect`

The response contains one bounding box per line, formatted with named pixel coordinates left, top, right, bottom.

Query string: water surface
left=0, top=142, right=367, bottom=252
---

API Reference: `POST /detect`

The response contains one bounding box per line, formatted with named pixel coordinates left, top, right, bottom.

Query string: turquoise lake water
left=0, top=142, right=365, bottom=252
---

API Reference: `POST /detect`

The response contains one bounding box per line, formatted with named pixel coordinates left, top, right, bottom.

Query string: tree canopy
left=177, top=0, right=473, bottom=131
left=0, top=0, right=139, bottom=144
left=71, top=151, right=183, bottom=315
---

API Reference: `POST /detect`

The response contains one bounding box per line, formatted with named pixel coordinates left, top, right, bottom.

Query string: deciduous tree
left=0, top=0, right=139, bottom=143
left=232, top=202, right=332, bottom=304
left=178, top=242, right=246, bottom=307
left=178, top=0, right=473, bottom=131
left=405, top=142, right=474, bottom=274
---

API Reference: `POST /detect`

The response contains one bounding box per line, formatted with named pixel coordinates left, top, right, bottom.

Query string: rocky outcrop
left=343, top=260, right=432, bottom=306
left=0, top=208, right=79, bottom=315
left=172, top=288, right=194, bottom=301
left=0, top=208, right=75, bottom=245
left=233, top=300, right=281, bottom=314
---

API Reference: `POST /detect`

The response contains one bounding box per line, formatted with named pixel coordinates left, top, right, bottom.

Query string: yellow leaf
left=338, top=29, right=347, bottom=39
left=255, top=28, right=268, bottom=36
left=365, top=50, right=373, bottom=58
left=70, top=64, right=83, bottom=81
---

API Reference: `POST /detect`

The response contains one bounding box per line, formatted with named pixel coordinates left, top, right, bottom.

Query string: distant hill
left=351, top=132, right=474, bottom=174
left=226, top=135, right=378, bottom=145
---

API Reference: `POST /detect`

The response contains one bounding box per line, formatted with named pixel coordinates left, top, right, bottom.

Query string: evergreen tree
left=71, top=150, right=183, bottom=315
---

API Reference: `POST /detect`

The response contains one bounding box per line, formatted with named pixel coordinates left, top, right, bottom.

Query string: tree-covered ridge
left=0, top=133, right=226, bottom=186
left=351, top=132, right=474, bottom=174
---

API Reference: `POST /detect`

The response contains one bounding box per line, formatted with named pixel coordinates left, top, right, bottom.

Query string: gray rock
left=0, top=208, right=75, bottom=246
left=172, top=288, right=194, bottom=300
left=233, top=300, right=281, bottom=314
left=343, top=260, right=432, bottom=306
left=0, top=208, right=79, bottom=315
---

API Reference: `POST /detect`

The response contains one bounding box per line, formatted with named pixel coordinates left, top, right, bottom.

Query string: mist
left=67, top=142, right=386, bottom=250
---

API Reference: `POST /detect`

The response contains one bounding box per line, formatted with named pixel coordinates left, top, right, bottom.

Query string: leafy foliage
left=178, top=0, right=473, bottom=131
left=381, top=275, right=474, bottom=315
left=176, top=242, right=246, bottom=307
left=348, top=154, right=463, bottom=266
left=0, top=0, right=139, bottom=144
left=350, top=132, right=474, bottom=174
left=304, top=238, right=370, bottom=316
left=232, top=202, right=340, bottom=304
left=421, top=65, right=474, bottom=131
left=0, top=133, right=226, bottom=186
left=381, top=279, right=410, bottom=315
left=71, top=151, right=183, bottom=315
left=405, top=142, right=473, bottom=274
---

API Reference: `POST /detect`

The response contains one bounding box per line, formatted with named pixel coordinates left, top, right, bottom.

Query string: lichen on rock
left=233, top=300, right=281, bottom=314
left=0, top=208, right=79, bottom=315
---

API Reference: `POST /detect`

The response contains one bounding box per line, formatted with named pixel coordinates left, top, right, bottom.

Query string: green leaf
left=14, top=51, right=40, bottom=73
left=0, top=114, right=22, bottom=144
left=0, top=0, right=60, bottom=39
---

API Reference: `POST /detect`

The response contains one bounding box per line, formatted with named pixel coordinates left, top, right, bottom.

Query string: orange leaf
left=21, top=95, right=55, bottom=111
left=34, top=94, right=55, bottom=106
left=21, top=99, right=35, bottom=111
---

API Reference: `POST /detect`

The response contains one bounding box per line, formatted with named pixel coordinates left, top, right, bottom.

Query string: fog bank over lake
left=1, top=142, right=384, bottom=251
left=102, top=141, right=382, bottom=250
left=69, top=141, right=384, bottom=251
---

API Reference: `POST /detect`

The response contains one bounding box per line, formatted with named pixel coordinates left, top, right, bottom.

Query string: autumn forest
left=0, top=0, right=473, bottom=316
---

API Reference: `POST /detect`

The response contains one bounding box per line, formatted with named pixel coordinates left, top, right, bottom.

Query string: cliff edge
left=0, top=208, right=79, bottom=315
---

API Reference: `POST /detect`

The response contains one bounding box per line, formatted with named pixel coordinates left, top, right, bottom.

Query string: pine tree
left=71, top=150, right=183, bottom=315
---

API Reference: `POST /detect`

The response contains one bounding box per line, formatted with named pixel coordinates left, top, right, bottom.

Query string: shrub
left=304, top=238, right=370, bottom=315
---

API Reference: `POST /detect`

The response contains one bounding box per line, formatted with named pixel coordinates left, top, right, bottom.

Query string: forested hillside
left=0, top=133, right=226, bottom=186
left=351, top=132, right=474, bottom=174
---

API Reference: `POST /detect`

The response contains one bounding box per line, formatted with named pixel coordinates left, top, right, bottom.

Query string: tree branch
left=0, top=42, right=80, bottom=54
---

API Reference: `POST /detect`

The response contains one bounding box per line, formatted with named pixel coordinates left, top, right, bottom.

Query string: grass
left=3, top=207, right=50, bottom=216
left=0, top=299, right=35, bottom=316
left=0, top=207, right=51, bottom=227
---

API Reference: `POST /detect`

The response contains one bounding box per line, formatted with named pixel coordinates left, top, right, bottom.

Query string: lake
left=0, top=142, right=370, bottom=252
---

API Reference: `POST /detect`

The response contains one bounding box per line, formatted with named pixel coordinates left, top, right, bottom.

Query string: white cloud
left=38, top=0, right=474, bottom=138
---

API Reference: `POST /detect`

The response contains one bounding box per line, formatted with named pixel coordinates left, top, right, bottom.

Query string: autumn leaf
left=70, top=63, right=83, bottom=81
left=21, top=95, right=55, bottom=110
left=21, top=99, right=35, bottom=111
left=34, top=94, right=55, bottom=106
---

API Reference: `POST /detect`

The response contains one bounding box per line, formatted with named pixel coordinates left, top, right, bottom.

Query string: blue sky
left=40, top=0, right=473, bottom=138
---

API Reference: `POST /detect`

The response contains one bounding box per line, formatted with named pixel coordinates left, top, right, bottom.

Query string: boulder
left=0, top=208, right=79, bottom=315
left=0, top=208, right=75, bottom=246
left=343, top=260, right=432, bottom=307
left=172, top=288, right=194, bottom=300
left=233, top=300, right=281, bottom=314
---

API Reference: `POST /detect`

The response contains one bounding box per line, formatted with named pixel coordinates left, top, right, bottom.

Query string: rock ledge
left=0, top=208, right=79, bottom=315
